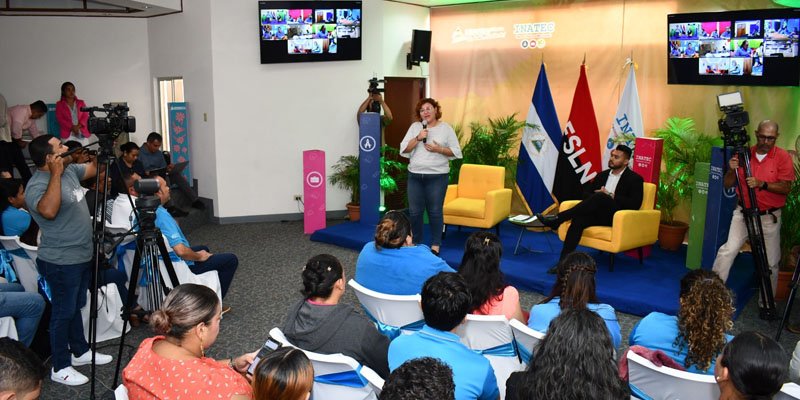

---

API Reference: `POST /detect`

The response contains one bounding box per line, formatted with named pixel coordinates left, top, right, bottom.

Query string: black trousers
left=0, top=141, right=31, bottom=182
left=559, top=192, right=617, bottom=260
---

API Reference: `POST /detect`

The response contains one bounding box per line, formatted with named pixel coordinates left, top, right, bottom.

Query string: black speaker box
left=410, top=29, right=432, bottom=63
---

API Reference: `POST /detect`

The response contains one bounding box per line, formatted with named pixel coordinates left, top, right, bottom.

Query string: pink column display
left=303, top=150, right=326, bottom=234
left=625, top=137, right=664, bottom=259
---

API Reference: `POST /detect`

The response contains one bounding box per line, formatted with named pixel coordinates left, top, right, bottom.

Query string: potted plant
left=329, top=146, right=406, bottom=222
left=653, top=117, right=721, bottom=250
left=776, top=150, right=800, bottom=300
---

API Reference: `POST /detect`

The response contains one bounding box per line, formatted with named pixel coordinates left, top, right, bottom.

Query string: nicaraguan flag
left=603, top=62, right=644, bottom=167
left=516, top=63, right=562, bottom=214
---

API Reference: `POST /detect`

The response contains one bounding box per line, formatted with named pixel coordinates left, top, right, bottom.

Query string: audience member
left=0, top=337, right=46, bottom=400
left=109, top=171, right=141, bottom=228
left=123, top=284, right=255, bottom=400
left=55, top=82, right=91, bottom=145
left=629, top=269, right=734, bottom=374
left=6, top=100, right=47, bottom=183
left=388, top=272, right=499, bottom=400
left=25, top=135, right=112, bottom=386
left=63, top=141, right=90, bottom=165
left=81, top=165, right=115, bottom=220
left=715, top=331, right=787, bottom=400
left=0, top=92, right=11, bottom=177
left=0, top=178, right=39, bottom=246
left=282, top=254, right=390, bottom=378
left=0, top=282, right=45, bottom=347
left=380, top=357, right=455, bottom=400
left=252, top=347, right=314, bottom=400
left=110, top=142, right=146, bottom=195
left=458, top=231, right=524, bottom=322
left=354, top=210, right=453, bottom=295
left=791, top=340, right=800, bottom=384
left=528, top=252, right=621, bottom=348
left=138, top=132, right=203, bottom=211
left=506, top=309, right=629, bottom=400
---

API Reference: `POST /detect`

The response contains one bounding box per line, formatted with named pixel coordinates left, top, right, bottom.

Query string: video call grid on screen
left=258, top=1, right=362, bottom=64
left=667, top=8, right=800, bottom=86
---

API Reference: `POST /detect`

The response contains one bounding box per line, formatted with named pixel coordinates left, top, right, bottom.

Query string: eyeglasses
left=420, top=107, right=435, bottom=112
left=756, top=134, right=777, bottom=142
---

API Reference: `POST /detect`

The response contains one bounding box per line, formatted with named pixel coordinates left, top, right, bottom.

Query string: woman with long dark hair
left=252, top=347, right=314, bottom=400
left=458, top=231, right=524, bottom=322
left=715, top=331, right=787, bottom=400
left=629, top=269, right=734, bottom=374
left=528, top=252, right=621, bottom=347
left=55, top=82, right=91, bottom=145
left=283, top=254, right=390, bottom=378
left=507, top=308, right=629, bottom=400
left=355, top=210, right=453, bottom=295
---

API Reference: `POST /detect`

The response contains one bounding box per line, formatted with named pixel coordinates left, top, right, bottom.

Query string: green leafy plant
left=780, top=159, right=800, bottom=269
left=653, top=117, right=722, bottom=224
left=329, top=145, right=407, bottom=205
left=449, top=113, right=529, bottom=186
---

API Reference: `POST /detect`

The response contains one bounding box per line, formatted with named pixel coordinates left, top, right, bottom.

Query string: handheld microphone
left=422, top=121, right=427, bottom=144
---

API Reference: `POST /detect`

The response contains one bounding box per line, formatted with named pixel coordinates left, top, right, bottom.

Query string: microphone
left=422, top=120, right=427, bottom=144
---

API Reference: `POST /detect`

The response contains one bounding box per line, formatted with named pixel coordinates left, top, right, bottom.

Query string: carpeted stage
left=311, top=220, right=756, bottom=318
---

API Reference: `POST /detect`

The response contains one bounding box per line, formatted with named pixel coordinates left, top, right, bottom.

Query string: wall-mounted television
left=259, top=1, right=362, bottom=64
left=667, top=8, right=800, bottom=86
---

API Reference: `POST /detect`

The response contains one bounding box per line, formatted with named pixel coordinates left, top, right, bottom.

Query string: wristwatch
left=761, top=181, right=768, bottom=191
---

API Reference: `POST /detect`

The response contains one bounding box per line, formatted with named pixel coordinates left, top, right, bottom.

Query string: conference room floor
left=37, top=219, right=800, bottom=400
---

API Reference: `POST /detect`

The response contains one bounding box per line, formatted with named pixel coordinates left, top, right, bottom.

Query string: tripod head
left=133, top=179, right=161, bottom=236
left=717, top=91, right=750, bottom=151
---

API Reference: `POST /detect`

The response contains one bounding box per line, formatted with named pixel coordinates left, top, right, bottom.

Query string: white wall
left=382, top=2, right=431, bottom=78
left=0, top=16, right=154, bottom=143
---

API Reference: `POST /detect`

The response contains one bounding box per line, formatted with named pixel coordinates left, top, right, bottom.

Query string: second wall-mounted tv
left=667, top=8, right=799, bottom=86
left=259, top=1, right=362, bottom=64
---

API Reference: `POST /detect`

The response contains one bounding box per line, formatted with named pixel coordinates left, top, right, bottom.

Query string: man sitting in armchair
left=537, top=145, right=644, bottom=272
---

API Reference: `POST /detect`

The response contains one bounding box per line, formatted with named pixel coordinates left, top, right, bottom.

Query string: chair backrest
left=348, top=279, right=423, bottom=339
left=455, top=314, right=524, bottom=400
left=457, top=164, right=506, bottom=200
left=776, top=382, right=800, bottom=400
left=0, top=236, right=39, bottom=293
left=0, top=317, right=19, bottom=341
left=627, top=350, right=719, bottom=400
left=640, top=182, right=656, bottom=211
left=509, top=319, right=545, bottom=365
left=269, top=327, right=383, bottom=400
left=114, top=384, right=129, bottom=400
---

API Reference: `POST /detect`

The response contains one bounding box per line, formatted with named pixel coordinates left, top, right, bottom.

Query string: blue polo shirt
left=528, top=297, right=622, bottom=348
left=355, top=242, right=454, bottom=295
left=154, top=205, right=192, bottom=265
left=138, top=146, right=167, bottom=172
left=388, top=325, right=499, bottom=400
left=1, top=207, right=31, bottom=237
left=629, top=312, right=733, bottom=375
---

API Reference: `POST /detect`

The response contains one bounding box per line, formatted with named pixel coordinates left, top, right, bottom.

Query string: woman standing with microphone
left=400, top=98, right=462, bottom=255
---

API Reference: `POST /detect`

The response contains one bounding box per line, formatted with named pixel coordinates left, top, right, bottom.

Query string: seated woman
left=506, top=309, right=629, bottom=400
left=0, top=178, right=39, bottom=246
left=123, top=284, right=255, bottom=399
left=629, top=269, right=734, bottom=375
left=354, top=210, right=453, bottom=295
left=458, top=231, right=524, bottom=322
left=283, top=254, right=390, bottom=378
left=528, top=252, right=621, bottom=348
left=715, top=331, right=787, bottom=400
left=252, top=347, right=314, bottom=400
left=110, top=142, right=146, bottom=195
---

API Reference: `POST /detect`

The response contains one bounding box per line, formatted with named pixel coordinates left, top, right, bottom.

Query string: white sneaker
left=51, top=367, right=89, bottom=386
left=72, top=350, right=113, bottom=366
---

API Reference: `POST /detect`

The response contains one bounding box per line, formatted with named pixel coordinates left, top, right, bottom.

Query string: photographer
left=712, top=120, right=796, bottom=300
left=357, top=89, right=393, bottom=128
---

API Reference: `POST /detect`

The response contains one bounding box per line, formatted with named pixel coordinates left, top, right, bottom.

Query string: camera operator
left=25, top=134, right=113, bottom=386
left=712, top=120, right=796, bottom=299
left=357, top=90, right=393, bottom=127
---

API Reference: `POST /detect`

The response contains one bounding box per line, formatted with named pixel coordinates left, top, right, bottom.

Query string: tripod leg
left=777, top=252, right=800, bottom=341
left=112, top=238, right=145, bottom=389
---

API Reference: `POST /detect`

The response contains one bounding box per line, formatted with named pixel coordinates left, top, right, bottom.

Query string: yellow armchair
left=443, top=164, right=512, bottom=235
left=557, top=182, right=661, bottom=271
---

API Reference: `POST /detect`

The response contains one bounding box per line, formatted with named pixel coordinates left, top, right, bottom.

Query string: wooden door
left=383, top=77, right=426, bottom=211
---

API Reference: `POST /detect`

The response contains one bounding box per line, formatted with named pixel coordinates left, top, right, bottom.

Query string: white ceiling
left=0, top=0, right=181, bottom=17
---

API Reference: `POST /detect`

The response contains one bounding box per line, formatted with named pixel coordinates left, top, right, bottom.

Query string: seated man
left=0, top=337, right=46, bottom=400
left=138, top=132, right=203, bottom=211
left=133, top=176, right=238, bottom=299
left=4, top=100, right=48, bottom=183
left=0, top=282, right=45, bottom=347
left=109, top=171, right=141, bottom=228
left=388, top=272, right=499, bottom=400
left=536, top=145, right=644, bottom=271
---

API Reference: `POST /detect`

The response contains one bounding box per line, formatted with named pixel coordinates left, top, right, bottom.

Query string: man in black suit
left=537, top=145, right=644, bottom=269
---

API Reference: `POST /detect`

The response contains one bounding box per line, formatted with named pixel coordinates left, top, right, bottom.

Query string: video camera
left=367, top=77, right=385, bottom=113
left=82, top=103, right=136, bottom=137
left=133, top=178, right=161, bottom=231
left=717, top=91, right=750, bottom=148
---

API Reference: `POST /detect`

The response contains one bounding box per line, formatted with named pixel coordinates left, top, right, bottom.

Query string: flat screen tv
left=259, top=1, right=362, bottom=64
left=667, top=8, right=800, bottom=86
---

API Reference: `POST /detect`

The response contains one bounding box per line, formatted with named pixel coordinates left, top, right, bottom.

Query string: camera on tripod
left=367, top=77, right=385, bottom=113
left=717, top=91, right=750, bottom=148
left=133, top=179, right=161, bottom=230
left=83, top=103, right=136, bottom=137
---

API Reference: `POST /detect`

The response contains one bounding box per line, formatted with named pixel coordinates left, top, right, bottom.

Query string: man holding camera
left=712, top=120, right=795, bottom=299
left=357, top=90, right=393, bottom=128
left=25, top=134, right=113, bottom=386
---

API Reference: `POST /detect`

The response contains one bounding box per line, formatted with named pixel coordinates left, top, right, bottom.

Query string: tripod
left=776, top=250, right=800, bottom=341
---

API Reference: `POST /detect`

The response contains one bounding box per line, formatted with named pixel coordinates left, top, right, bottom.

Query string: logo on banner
left=306, top=171, right=323, bottom=188
left=360, top=136, right=377, bottom=152
left=520, top=38, right=547, bottom=49
left=451, top=26, right=507, bottom=44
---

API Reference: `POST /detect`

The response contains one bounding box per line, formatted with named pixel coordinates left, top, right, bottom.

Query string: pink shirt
left=474, top=286, right=520, bottom=321
left=7, top=105, right=41, bottom=140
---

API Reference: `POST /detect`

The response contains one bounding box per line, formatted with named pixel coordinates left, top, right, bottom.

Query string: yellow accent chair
left=443, top=164, right=512, bottom=236
left=556, top=182, right=660, bottom=271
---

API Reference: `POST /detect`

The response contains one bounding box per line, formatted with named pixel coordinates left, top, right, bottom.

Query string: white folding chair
left=81, top=283, right=129, bottom=342
left=455, top=314, right=525, bottom=399
left=776, top=382, right=800, bottom=400
left=0, top=235, right=40, bottom=293
left=347, top=279, right=423, bottom=339
left=0, top=317, right=19, bottom=341
left=114, top=384, right=129, bottom=400
left=270, top=327, right=383, bottom=400
left=509, top=318, right=545, bottom=366
left=627, top=350, right=719, bottom=400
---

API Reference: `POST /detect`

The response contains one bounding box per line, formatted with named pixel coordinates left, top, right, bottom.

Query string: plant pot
left=658, top=221, right=689, bottom=251
left=776, top=270, right=794, bottom=301
left=346, top=203, right=360, bottom=222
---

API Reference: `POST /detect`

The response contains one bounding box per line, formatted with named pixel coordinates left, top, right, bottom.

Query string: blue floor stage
left=311, top=220, right=755, bottom=318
